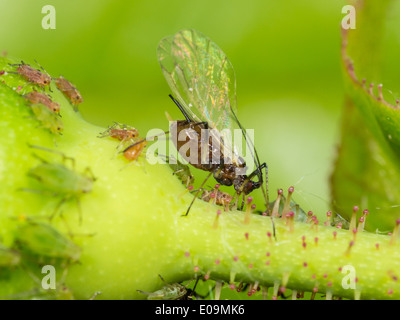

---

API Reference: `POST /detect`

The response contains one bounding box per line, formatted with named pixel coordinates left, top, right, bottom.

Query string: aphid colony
left=1, top=60, right=84, bottom=135
left=98, top=122, right=147, bottom=162
left=0, top=216, right=83, bottom=300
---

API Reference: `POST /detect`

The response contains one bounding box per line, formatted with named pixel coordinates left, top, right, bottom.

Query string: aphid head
left=72, top=93, right=83, bottom=105
left=242, top=180, right=261, bottom=195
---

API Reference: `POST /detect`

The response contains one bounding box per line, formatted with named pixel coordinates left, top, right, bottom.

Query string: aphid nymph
left=29, top=103, right=63, bottom=134
left=54, top=76, right=83, bottom=107
left=14, top=221, right=81, bottom=261
left=23, top=145, right=96, bottom=223
left=137, top=275, right=199, bottom=300
left=24, top=91, right=60, bottom=114
left=8, top=60, right=51, bottom=88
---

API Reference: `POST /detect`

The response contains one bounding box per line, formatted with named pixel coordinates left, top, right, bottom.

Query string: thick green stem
left=1, top=55, right=400, bottom=300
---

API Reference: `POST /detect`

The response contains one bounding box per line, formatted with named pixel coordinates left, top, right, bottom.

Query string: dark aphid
left=8, top=61, right=51, bottom=88
left=0, top=244, right=21, bottom=267
left=55, top=76, right=83, bottom=107
left=137, top=275, right=199, bottom=300
left=157, top=29, right=269, bottom=215
left=24, top=91, right=60, bottom=113
left=29, top=104, right=63, bottom=134
left=14, top=221, right=81, bottom=261
left=23, top=145, right=96, bottom=223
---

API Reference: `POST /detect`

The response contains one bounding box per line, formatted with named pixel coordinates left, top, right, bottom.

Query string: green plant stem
left=1, top=56, right=400, bottom=300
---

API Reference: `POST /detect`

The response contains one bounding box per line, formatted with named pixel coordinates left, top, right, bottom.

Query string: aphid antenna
left=169, top=94, right=193, bottom=122
left=8, top=61, right=25, bottom=67
left=49, top=197, right=68, bottom=222
left=183, top=171, right=213, bottom=216
left=27, top=144, right=75, bottom=168
left=32, top=59, right=53, bottom=92
left=33, top=59, right=49, bottom=75
left=230, top=106, right=269, bottom=211
left=240, top=193, right=246, bottom=211
left=30, top=151, right=50, bottom=164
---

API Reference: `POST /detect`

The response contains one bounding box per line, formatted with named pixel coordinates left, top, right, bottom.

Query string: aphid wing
left=157, top=29, right=238, bottom=132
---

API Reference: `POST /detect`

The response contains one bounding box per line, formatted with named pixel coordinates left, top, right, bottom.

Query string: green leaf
left=332, top=0, right=400, bottom=231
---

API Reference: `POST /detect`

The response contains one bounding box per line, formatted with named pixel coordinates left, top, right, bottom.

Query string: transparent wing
left=157, top=29, right=239, bottom=161
left=157, top=29, right=237, bottom=130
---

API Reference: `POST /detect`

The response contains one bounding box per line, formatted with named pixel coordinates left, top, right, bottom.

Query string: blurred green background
left=2, top=0, right=400, bottom=218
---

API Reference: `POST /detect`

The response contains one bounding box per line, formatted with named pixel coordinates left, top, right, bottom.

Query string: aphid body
left=137, top=275, right=196, bottom=300
left=25, top=146, right=96, bottom=222
left=29, top=104, right=63, bottom=134
left=14, top=221, right=81, bottom=261
left=99, top=123, right=139, bottom=143
left=9, top=61, right=51, bottom=88
left=24, top=91, right=60, bottom=113
left=156, top=29, right=268, bottom=213
left=55, top=76, right=83, bottom=106
left=28, top=162, right=93, bottom=196
left=123, top=139, right=147, bottom=161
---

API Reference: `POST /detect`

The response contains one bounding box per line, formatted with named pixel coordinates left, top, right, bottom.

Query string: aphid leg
left=49, top=196, right=67, bottom=221
left=8, top=61, right=24, bottom=67
left=172, top=168, right=185, bottom=176
left=82, top=167, right=97, bottom=182
left=241, top=162, right=269, bottom=212
left=245, top=162, right=274, bottom=238
left=233, top=193, right=239, bottom=210
left=183, top=171, right=213, bottom=216
left=186, top=277, right=200, bottom=300
left=58, top=212, right=74, bottom=238
left=76, top=197, right=83, bottom=225
left=28, top=144, right=75, bottom=168
left=186, top=177, right=191, bottom=188
left=262, top=163, right=270, bottom=214
left=30, top=151, right=50, bottom=164
left=239, top=192, right=246, bottom=211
